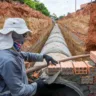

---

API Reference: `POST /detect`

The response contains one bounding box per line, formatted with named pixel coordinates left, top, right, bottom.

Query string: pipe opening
left=34, top=84, right=80, bottom=96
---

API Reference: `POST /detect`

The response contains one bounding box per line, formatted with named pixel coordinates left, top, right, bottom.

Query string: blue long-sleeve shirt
left=0, top=49, right=43, bottom=96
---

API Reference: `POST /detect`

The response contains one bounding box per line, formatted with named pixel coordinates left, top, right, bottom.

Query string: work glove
left=43, top=54, right=58, bottom=66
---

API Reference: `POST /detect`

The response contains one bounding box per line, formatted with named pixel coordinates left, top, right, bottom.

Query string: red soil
left=0, top=2, right=48, bottom=19
left=86, top=3, right=96, bottom=51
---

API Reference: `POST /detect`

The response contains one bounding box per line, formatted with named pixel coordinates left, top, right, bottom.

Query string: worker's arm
left=21, top=52, right=58, bottom=65
left=1, top=60, right=37, bottom=96
left=21, top=51, right=43, bottom=62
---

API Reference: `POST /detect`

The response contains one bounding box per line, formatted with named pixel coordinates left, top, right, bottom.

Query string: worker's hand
left=35, top=78, right=48, bottom=93
left=43, top=54, right=58, bottom=66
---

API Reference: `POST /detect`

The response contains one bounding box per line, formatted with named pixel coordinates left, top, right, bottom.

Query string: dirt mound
left=0, top=2, right=48, bottom=19
left=86, top=3, right=96, bottom=51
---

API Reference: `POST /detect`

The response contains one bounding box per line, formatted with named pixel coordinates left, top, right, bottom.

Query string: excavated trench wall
left=57, top=3, right=96, bottom=55
left=86, top=3, right=96, bottom=51
left=0, top=2, right=53, bottom=53
left=22, top=18, right=53, bottom=53
left=57, top=2, right=91, bottom=55
left=58, top=24, right=86, bottom=56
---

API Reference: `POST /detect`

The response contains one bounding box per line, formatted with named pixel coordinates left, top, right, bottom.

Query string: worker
left=0, top=18, right=58, bottom=96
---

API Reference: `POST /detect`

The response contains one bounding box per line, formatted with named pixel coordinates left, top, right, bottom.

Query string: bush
left=24, top=0, right=36, bottom=9
left=35, top=3, right=50, bottom=16
left=24, top=0, right=50, bottom=16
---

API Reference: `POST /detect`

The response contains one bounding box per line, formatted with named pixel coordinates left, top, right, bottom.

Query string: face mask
left=12, top=32, right=24, bottom=51
left=13, top=42, right=22, bottom=51
left=12, top=32, right=24, bottom=44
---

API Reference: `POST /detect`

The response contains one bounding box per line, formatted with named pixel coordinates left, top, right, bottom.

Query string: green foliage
left=35, top=3, right=50, bottom=16
left=12, top=0, right=50, bottom=16
left=24, top=0, right=36, bottom=9
left=58, top=15, right=65, bottom=19
left=23, top=0, right=50, bottom=16
left=67, top=12, right=71, bottom=15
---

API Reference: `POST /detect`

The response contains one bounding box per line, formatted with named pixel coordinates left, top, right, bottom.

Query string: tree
left=24, top=0, right=36, bottom=9
left=35, top=3, right=50, bottom=16
left=59, top=16, right=64, bottom=19
left=24, top=0, right=50, bottom=16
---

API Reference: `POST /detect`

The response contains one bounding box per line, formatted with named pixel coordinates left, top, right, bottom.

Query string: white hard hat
left=0, top=18, right=32, bottom=50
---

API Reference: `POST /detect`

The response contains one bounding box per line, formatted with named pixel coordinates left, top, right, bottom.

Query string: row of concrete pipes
left=41, top=24, right=71, bottom=63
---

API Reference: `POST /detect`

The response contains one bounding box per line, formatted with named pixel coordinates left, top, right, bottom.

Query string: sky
left=39, top=0, right=94, bottom=17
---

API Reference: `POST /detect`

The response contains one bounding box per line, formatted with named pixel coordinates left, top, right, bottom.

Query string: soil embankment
left=58, top=3, right=96, bottom=55
left=0, top=2, right=53, bottom=53
left=58, top=15, right=90, bottom=55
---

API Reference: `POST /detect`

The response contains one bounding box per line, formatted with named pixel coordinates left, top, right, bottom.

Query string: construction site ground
left=1, top=1, right=96, bottom=96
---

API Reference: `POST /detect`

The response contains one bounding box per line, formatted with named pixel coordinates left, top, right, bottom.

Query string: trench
left=34, top=24, right=85, bottom=96
left=40, top=23, right=72, bottom=56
